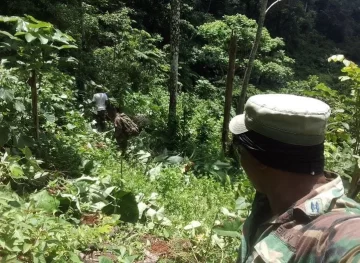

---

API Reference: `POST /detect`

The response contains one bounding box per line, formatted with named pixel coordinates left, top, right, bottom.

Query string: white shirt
left=92, top=93, right=108, bottom=111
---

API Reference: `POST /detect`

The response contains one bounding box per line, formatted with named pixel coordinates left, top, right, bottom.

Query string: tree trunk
left=76, top=0, right=85, bottom=103
left=348, top=165, right=360, bottom=199
left=30, top=70, right=39, bottom=140
left=237, top=0, right=268, bottom=114
left=168, top=0, right=181, bottom=144
left=222, top=32, right=238, bottom=155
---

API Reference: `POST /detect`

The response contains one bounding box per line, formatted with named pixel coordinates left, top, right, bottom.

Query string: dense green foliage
left=0, top=0, right=360, bottom=262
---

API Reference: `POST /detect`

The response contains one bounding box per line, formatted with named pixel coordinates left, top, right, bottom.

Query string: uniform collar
left=253, top=172, right=344, bottom=225
left=292, top=172, right=343, bottom=219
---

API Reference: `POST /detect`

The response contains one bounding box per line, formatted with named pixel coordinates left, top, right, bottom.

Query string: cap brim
left=229, top=114, right=248, bottom=135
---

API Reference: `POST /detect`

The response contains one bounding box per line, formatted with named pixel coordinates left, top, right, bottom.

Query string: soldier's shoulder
left=296, top=208, right=360, bottom=262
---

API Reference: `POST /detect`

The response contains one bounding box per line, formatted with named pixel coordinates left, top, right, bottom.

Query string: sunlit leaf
left=69, top=252, right=82, bottom=263
left=38, top=34, right=49, bottom=44
left=16, top=20, right=29, bottom=32
left=342, top=122, right=350, bottom=130
left=25, top=33, right=36, bottom=42
left=30, top=190, right=60, bottom=212
left=67, top=123, right=76, bottom=130
left=22, top=147, right=33, bottom=159
left=92, top=201, right=107, bottom=211
left=166, top=155, right=183, bottom=164
left=147, top=164, right=162, bottom=181
left=0, top=88, right=14, bottom=102
left=137, top=202, right=148, bottom=218
left=9, top=163, right=25, bottom=178
left=213, top=218, right=243, bottom=238
left=14, top=101, right=25, bottom=112
left=211, top=234, right=225, bottom=249
left=235, top=197, right=250, bottom=211
left=220, top=207, right=237, bottom=218
left=103, top=186, right=116, bottom=198
left=22, top=243, right=32, bottom=254
left=34, top=172, right=49, bottom=179
left=343, top=59, right=351, bottom=67
left=213, top=228, right=241, bottom=238
left=58, top=44, right=77, bottom=49
left=339, top=76, right=351, bottom=82
left=14, top=32, right=27, bottom=37
left=0, top=16, right=20, bottom=23
left=336, top=54, right=345, bottom=61
left=184, top=221, right=201, bottom=230
left=99, top=256, right=114, bottom=263
left=44, top=113, right=56, bottom=123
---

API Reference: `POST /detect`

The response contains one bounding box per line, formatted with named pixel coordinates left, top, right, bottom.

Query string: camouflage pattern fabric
left=237, top=172, right=360, bottom=263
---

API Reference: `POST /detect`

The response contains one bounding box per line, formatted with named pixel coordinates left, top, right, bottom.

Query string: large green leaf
left=30, top=190, right=60, bottom=213
left=0, top=88, right=15, bottom=102
left=0, top=30, right=21, bottom=41
left=58, top=44, right=77, bottom=49
left=25, top=15, right=42, bottom=24
left=0, top=16, right=20, bottom=23
left=213, top=218, right=243, bottom=238
left=44, top=113, right=56, bottom=123
left=22, top=243, right=32, bottom=254
left=213, top=228, right=241, bottom=238
left=28, top=22, right=52, bottom=29
left=99, top=256, right=114, bottom=263
left=14, top=32, right=26, bottom=36
left=166, top=155, right=183, bottom=164
left=9, top=163, right=25, bottom=179
left=22, top=147, right=33, bottom=160
left=69, top=252, right=82, bottom=263
left=33, top=253, right=46, bottom=263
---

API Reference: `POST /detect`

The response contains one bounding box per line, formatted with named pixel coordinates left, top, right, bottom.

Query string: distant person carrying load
left=92, top=87, right=109, bottom=132
left=230, top=94, right=360, bottom=263
left=107, top=106, right=139, bottom=155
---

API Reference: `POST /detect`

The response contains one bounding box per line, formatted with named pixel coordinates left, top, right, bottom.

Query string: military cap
left=229, top=94, right=331, bottom=146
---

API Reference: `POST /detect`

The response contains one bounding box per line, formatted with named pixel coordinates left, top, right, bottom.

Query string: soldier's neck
left=263, top=172, right=327, bottom=216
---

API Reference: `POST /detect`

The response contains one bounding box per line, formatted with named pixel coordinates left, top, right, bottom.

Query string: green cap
left=229, top=94, right=331, bottom=146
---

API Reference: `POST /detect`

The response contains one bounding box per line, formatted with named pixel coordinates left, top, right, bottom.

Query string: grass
left=0, top=121, right=244, bottom=262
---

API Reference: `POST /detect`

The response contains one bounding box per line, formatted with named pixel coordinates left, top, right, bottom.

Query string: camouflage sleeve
left=324, top=217, right=360, bottom=263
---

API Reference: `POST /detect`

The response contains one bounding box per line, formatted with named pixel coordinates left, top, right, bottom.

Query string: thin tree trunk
left=237, top=0, right=268, bottom=114
left=168, top=0, right=181, bottom=144
left=30, top=70, right=39, bottom=140
left=348, top=89, right=360, bottom=199
left=222, top=32, right=238, bottom=155
left=348, top=165, right=360, bottom=199
left=76, top=0, right=85, bottom=102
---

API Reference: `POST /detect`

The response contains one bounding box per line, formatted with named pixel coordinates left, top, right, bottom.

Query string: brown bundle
left=114, top=113, right=139, bottom=138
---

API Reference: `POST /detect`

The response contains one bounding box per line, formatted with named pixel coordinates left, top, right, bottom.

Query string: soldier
left=107, top=106, right=139, bottom=155
left=92, top=87, right=109, bottom=131
left=229, top=94, right=360, bottom=263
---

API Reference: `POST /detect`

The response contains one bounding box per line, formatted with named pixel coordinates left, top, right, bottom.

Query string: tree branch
left=266, top=0, right=283, bottom=14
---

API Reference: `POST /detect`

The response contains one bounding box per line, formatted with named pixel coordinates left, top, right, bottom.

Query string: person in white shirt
left=92, top=87, right=109, bottom=131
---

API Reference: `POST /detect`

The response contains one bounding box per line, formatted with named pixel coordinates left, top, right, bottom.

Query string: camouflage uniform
left=237, top=172, right=360, bottom=263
